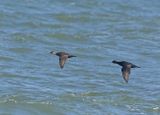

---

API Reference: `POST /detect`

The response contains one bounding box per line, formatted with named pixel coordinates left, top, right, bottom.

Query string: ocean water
left=0, top=0, right=160, bottom=115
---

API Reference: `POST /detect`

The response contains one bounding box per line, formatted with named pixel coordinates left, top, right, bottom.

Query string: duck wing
left=59, top=55, right=68, bottom=69
left=121, top=65, right=131, bottom=83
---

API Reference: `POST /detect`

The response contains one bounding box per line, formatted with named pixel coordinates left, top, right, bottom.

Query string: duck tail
left=68, top=55, right=76, bottom=58
left=134, top=65, right=141, bottom=68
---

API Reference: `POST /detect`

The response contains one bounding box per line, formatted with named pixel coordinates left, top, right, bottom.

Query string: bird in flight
left=112, top=60, right=140, bottom=83
left=50, top=51, right=76, bottom=69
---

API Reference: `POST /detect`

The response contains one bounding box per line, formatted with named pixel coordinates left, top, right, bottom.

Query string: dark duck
left=112, top=60, right=140, bottom=83
left=50, top=51, right=76, bottom=69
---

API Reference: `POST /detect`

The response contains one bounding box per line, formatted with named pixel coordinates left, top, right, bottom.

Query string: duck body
left=55, top=52, right=76, bottom=58
left=112, top=60, right=140, bottom=68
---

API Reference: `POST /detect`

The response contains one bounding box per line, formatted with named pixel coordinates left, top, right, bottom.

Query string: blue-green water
left=0, top=0, right=160, bottom=114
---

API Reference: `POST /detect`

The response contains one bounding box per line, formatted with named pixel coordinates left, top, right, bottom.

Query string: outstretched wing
left=121, top=65, right=131, bottom=83
left=59, top=55, right=68, bottom=69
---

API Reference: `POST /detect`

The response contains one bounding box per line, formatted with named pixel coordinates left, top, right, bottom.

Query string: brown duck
left=112, top=60, right=140, bottom=83
left=50, top=51, right=76, bottom=69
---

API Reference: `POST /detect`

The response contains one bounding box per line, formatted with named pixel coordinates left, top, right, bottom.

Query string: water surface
left=0, top=0, right=160, bottom=114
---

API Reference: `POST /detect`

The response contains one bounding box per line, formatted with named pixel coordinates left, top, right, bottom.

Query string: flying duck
left=50, top=51, right=76, bottom=69
left=112, top=60, right=140, bottom=83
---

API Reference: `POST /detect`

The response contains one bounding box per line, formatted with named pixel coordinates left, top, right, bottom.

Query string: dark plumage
left=50, top=51, right=76, bottom=69
left=112, top=60, right=140, bottom=83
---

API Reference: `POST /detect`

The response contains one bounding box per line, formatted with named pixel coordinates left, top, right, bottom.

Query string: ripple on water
left=0, top=56, right=15, bottom=62
left=11, top=33, right=37, bottom=42
left=0, top=102, right=64, bottom=115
